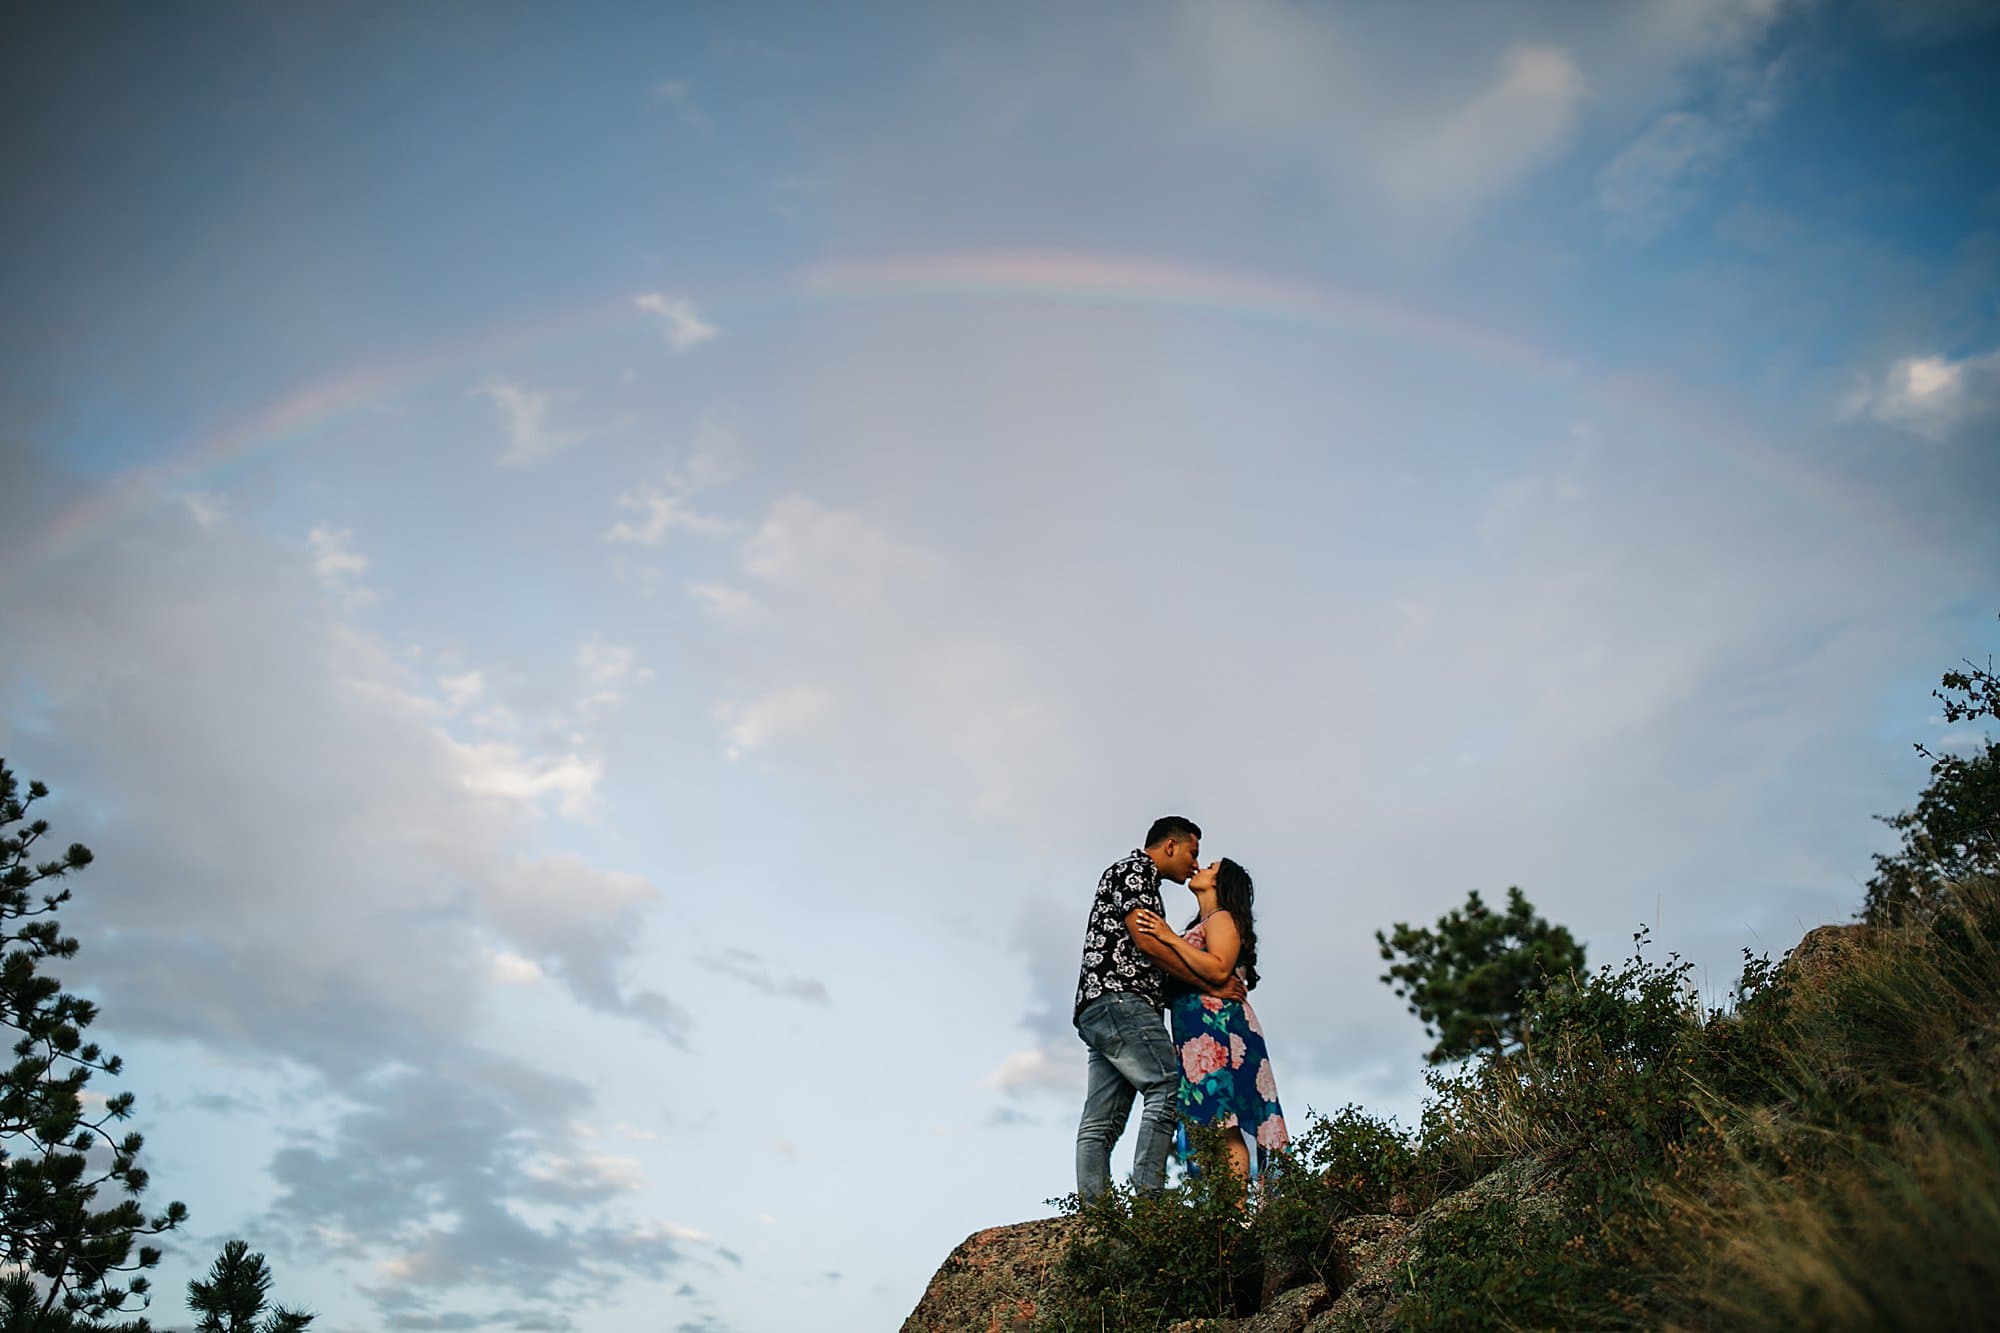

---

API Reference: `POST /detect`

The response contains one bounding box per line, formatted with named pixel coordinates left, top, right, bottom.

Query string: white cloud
left=0, top=463, right=698, bottom=1323
left=307, top=524, right=368, bottom=584
left=629, top=1219, right=708, bottom=1244
left=713, top=686, right=833, bottom=760
left=612, top=1122, right=661, bottom=1143
left=577, top=637, right=650, bottom=689
left=448, top=737, right=603, bottom=818
left=687, top=582, right=764, bottom=625
left=1598, top=55, right=1791, bottom=242
left=1159, top=7, right=1590, bottom=241
left=477, top=380, right=587, bottom=466
left=981, top=1044, right=1080, bottom=1098
left=306, top=524, right=377, bottom=609
left=438, top=670, right=485, bottom=713
left=1842, top=348, right=2000, bottom=439
left=524, top=1149, right=646, bottom=1196
left=1385, top=45, right=1587, bottom=223
left=604, top=419, right=742, bottom=546
left=477, top=853, right=684, bottom=1044
left=489, top=951, right=545, bottom=985
left=740, top=495, right=931, bottom=601
left=633, top=292, right=718, bottom=353
left=605, top=486, right=737, bottom=545
left=575, top=637, right=653, bottom=713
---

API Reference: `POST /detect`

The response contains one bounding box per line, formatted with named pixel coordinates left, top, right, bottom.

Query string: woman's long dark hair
left=1186, top=858, right=1260, bottom=990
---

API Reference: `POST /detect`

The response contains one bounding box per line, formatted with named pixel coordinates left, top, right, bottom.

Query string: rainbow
left=22, top=251, right=1578, bottom=570
left=801, top=252, right=1574, bottom=379
left=22, top=297, right=631, bottom=570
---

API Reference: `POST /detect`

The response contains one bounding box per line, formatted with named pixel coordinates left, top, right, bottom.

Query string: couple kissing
left=1072, top=815, right=1288, bottom=1202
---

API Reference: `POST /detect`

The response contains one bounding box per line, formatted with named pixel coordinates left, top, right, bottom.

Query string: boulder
left=900, top=1216, right=1079, bottom=1333
left=1781, top=922, right=1876, bottom=994
left=1306, top=1158, right=1557, bottom=1332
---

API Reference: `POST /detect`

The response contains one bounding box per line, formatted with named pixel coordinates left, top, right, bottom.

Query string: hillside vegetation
left=1011, top=876, right=2000, bottom=1331
left=908, top=644, right=2000, bottom=1332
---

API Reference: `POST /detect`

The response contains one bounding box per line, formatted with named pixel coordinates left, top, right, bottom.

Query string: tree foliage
left=1862, top=643, right=2000, bottom=927
left=1376, top=886, right=1586, bottom=1064
left=0, top=759, right=185, bottom=1329
left=187, top=1240, right=313, bottom=1333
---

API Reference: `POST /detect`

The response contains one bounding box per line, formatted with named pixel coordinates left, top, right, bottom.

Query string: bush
left=1040, top=1128, right=1261, bottom=1332
left=1040, top=1108, right=1418, bottom=1330
left=1392, top=932, right=1714, bottom=1328
left=1256, top=1105, right=1418, bottom=1293
left=1391, top=1191, right=1599, bottom=1330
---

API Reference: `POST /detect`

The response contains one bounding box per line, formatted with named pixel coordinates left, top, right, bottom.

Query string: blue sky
left=2, top=3, right=1997, bottom=1330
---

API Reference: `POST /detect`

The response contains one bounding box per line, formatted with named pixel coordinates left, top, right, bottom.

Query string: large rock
left=1306, top=1158, right=1558, bottom=1332
left=900, top=1216, right=1079, bottom=1333
left=1780, top=923, right=1876, bottom=994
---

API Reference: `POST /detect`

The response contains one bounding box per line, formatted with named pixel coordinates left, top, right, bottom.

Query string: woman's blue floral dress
left=1167, top=915, right=1289, bottom=1170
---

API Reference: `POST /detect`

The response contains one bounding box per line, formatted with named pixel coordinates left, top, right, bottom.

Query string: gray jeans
left=1074, top=991, right=1178, bottom=1202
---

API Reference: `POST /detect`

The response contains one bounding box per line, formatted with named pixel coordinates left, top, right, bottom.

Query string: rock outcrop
left=900, top=1157, right=1564, bottom=1332
left=1305, top=1158, right=1558, bottom=1332
left=900, top=1217, right=1080, bottom=1333
left=1781, top=922, right=1876, bottom=995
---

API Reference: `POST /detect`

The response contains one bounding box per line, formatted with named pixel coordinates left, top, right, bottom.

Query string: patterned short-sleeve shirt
left=1073, top=849, right=1168, bottom=1019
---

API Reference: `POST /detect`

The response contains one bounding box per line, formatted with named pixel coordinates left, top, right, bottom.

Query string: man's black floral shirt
left=1073, top=849, right=1167, bottom=1018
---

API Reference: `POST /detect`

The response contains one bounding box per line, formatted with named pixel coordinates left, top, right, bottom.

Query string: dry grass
left=1645, top=876, right=2000, bottom=1331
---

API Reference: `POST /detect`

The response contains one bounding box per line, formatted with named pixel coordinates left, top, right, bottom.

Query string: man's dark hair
left=1144, top=815, right=1201, bottom=848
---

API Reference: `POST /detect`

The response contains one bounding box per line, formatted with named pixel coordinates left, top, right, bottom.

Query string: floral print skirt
left=1168, top=989, right=1289, bottom=1168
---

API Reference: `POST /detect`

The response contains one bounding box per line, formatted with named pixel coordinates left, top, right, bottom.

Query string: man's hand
left=1210, top=976, right=1249, bottom=1004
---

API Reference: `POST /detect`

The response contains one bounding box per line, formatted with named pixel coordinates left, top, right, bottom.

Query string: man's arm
left=1125, top=911, right=1248, bottom=1002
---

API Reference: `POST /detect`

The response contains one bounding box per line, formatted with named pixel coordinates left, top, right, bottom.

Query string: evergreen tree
left=1376, top=886, right=1585, bottom=1064
left=0, top=759, right=185, bottom=1328
left=1862, top=643, right=2000, bottom=926
left=186, top=1241, right=313, bottom=1333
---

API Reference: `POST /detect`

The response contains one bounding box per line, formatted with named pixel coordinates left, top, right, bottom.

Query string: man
left=1073, top=815, right=1247, bottom=1202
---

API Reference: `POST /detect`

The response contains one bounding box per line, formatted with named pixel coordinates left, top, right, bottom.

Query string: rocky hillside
left=901, top=900, right=2000, bottom=1331
left=901, top=1160, right=1549, bottom=1333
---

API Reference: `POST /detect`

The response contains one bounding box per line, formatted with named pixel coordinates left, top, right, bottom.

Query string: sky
left=1, top=1, right=1996, bottom=1329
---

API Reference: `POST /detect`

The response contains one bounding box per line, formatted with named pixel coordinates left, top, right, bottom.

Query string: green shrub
left=1040, top=1108, right=1418, bottom=1330
left=1392, top=1192, right=1605, bottom=1330
left=1040, top=1127, right=1260, bottom=1332
left=1256, top=1105, right=1418, bottom=1292
left=1392, top=933, right=1715, bottom=1327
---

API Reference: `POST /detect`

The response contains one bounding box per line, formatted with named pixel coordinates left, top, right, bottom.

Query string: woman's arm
left=1126, top=911, right=1249, bottom=1001
left=1125, top=911, right=1210, bottom=988
left=1131, top=909, right=1241, bottom=988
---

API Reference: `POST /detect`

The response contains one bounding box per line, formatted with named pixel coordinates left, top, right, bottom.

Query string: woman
left=1132, top=858, right=1288, bottom=1181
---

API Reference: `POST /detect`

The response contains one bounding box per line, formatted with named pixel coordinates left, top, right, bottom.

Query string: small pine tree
left=1376, top=886, right=1586, bottom=1064
left=187, top=1240, right=313, bottom=1333
left=0, top=759, right=186, bottom=1327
